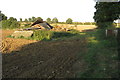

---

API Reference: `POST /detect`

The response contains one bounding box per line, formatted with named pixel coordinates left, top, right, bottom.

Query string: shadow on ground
left=2, top=37, right=87, bottom=78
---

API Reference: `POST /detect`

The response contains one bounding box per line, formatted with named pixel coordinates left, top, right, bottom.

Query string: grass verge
left=77, top=29, right=118, bottom=78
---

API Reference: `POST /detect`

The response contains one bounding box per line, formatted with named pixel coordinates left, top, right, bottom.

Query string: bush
left=31, top=30, right=79, bottom=41
left=32, top=30, right=53, bottom=41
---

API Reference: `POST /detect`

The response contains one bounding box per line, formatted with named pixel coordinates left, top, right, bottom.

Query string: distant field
left=51, top=24, right=97, bottom=32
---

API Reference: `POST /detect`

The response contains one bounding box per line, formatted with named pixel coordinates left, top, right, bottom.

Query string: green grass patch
left=7, top=29, right=81, bottom=41
left=77, top=29, right=118, bottom=78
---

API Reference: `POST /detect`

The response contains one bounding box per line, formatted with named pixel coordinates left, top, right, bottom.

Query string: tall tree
left=20, top=18, right=22, bottom=22
left=66, top=18, right=73, bottom=24
left=52, top=17, right=58, bottom=23
left=94, top=2, right=120, bottom=29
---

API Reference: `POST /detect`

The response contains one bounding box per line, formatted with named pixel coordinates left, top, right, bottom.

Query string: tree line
left=20, top=17, right=73, bottom=24
left=0, top=10, right=97, bottom=29
left=0, top=11, right=20, bottom=29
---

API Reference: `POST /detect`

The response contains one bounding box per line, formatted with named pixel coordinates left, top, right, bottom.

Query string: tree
left=20, top=18, right=22, bottom=22
left=0, top=11, right=7, bottom=21
left=66, top=18, right=73, bottom=24
left=24, top=18, right=28, bottom=22
left=94, top=2, right=120, bottom=29
left=9, top=17, right=17, bottom=21
left=2, top=17, right=20, bottom=29
left=46, top=18, right=52, bottom=24
left=36, top=17, right=43, bottom=21
left=52, top=17, right=58, bottom=23
left=32, top=17, right=36, bottom=22
left=28, top=18, right=32, bottom=22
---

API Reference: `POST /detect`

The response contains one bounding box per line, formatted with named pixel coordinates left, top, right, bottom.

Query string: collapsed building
left=23, top=20, right=53, bottom=30
left=12, top=20, right=53, bottom=38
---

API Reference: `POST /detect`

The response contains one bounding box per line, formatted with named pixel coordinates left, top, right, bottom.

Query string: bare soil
left=1, top=30, right=14, bottom=40
left=2, top=29, right=87, bottom=78
left=1, top=30, right=37, bottom=53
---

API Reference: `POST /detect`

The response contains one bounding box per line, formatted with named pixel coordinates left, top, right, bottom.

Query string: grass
left=7, top=29, right=81, bottom=41
left=77, top=29, right=118, bottom=78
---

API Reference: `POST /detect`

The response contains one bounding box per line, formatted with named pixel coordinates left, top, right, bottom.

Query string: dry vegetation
left=51, top=24, right=97, bottom=32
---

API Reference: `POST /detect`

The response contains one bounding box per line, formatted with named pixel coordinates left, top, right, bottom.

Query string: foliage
left=46, top=18, right=52, bottom=24
left=13, top=29, right=80, bottom=41
left=52, top=17, right=58, bottom=23
left=27, top=17, right=43, bottom=22
left=84, top=22, right=92, bottom=25
left=9, top=17, right=17, bottom=21
left=32, top=30, right=54, bottom=41
left=32, top=30, right=79, bottom=41
left=66, top=18, right=73, bottom=24
left=0, top=11, right=7, bottom=21
left=36, top=17, right=43, bottom=21
left=2, top=17, right=20, bottom=29
left=94, top=2, right=120, bottom=29
left=20, top=18, right=22, bottom=22
left=28, top=18, right=32, bottom=22
left=24, top=18, right=28, bottom=22
left=31, top=17, right=36, bottom=22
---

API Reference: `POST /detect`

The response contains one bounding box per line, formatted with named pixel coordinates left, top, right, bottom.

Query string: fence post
left=117, top=28, right=120, bottom=60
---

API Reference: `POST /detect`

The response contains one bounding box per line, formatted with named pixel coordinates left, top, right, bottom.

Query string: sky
left=0, top=0, right=96, bottom=22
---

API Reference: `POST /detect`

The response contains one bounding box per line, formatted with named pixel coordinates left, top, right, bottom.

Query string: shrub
left=32, top=30, right=53, bottom=41
left=31, top=30, right=79, bottom=41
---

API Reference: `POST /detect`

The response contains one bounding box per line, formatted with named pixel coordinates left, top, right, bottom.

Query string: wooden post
left=117, top=28, right=120, bottom=60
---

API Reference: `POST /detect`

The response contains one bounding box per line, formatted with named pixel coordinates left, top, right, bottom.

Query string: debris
left=11, top=31, right=33, bottom=38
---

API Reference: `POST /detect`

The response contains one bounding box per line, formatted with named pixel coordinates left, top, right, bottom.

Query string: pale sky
left=0, top=0, right=96, bottom=22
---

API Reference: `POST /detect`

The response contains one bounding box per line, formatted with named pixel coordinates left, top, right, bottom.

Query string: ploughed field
left=2, top=30, right=87, bottom=78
